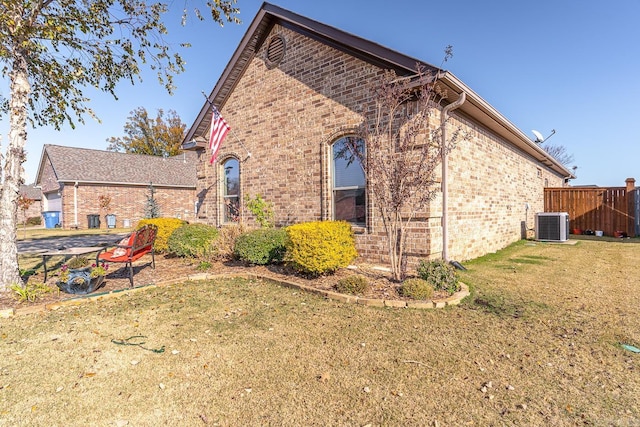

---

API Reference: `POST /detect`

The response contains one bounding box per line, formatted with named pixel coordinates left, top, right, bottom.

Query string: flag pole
left=201, top=92, right=252, bottom=159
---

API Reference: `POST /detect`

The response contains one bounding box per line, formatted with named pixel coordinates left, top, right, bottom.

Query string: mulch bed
left=2, top=255, right=448, bottom=311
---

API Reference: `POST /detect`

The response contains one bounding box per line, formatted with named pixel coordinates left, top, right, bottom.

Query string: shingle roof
left=20, top=184, right=42, bottom=200
left=39, top=145, right=196, bottom=187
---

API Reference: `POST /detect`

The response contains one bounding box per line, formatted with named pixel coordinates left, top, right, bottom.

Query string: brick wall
left=444, top=116, right=564, bottom=261
left=192, top=24, right=566, bottom=264
left=39, top=156, right=60, bottom=194
left=18, top=200, right=42, bottom=225
left=56, top=183, right=195, bottom=229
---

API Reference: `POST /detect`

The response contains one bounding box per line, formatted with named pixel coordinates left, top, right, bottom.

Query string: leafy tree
left=542, top=143, right=575, bottom=167
left=106, top=107, right=186, bottom=157
left=0, top=1, right=240, bottom=291
left=343, top=52, right=467, bottom=281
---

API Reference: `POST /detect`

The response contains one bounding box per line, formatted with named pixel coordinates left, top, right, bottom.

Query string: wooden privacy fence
left=544, top=178, right=637, bottom=237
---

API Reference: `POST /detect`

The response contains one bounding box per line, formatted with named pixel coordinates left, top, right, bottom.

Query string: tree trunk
left=0, top=49, right=30, bottom=291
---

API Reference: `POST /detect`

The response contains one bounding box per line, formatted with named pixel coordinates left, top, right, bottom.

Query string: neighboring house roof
left=19, top=184, right=42, bottom=200
left=184, top=2, right=574, bottom=179
left=35, top=145, right=197, bottom=188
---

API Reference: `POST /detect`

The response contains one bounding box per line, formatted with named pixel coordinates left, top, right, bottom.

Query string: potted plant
left=56, top=256, right=109, bottom=294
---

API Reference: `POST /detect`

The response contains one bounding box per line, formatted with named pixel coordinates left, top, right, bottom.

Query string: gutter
left=441, top=92, right=466, bottom=262
left=57, top=180, right=196, bottom=189
left=74, top=181, right=79, bottom=227
left=439, top=72, right=575, bottom=180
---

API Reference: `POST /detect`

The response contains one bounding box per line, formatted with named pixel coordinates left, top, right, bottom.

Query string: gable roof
left=36, top=145, right=196, bottom=188
left=184, top=2, right=573, bottom=179
left=20, top=184, right=42, bottom=200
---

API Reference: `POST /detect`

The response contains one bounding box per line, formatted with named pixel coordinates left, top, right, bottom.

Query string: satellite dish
left=532, top=130, right=545, bottom=143
left=531, top=129, right=556, bottom=144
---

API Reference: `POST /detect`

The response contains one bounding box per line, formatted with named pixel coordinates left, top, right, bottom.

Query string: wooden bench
left=98, top=224, right=158, bottom=287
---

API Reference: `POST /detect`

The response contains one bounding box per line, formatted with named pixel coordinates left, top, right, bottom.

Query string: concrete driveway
left=18, top=232, right=129, bottom=254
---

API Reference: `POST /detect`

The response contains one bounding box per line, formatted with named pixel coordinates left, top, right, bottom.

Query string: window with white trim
left=332, top=136, right=366, bottom=225
left=222, top=158, right=240, bottom=223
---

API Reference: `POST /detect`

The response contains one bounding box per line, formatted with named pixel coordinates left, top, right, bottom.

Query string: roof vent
left=265, top=35, right=286, bottom=69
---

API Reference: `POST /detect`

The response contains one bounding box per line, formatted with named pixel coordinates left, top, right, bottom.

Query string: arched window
left=332, top=136, right=366, bottom=224
left=222, top=158, right=240, bottom=223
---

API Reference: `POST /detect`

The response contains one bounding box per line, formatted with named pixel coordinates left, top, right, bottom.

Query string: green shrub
left=400, top=278, right=434, bottom=300
left=335, top=275, right=369, bottom=295
left=417, top=259, right=459, bottom=295
left=234, top=228, right=288, bottom=265
left=26, top=216, right=42, bottom=226
left=137, top=218, right=186, bottom=253
left=285, top=221, right=357, bottom=276
left=167, top=223, right=219, bottom=258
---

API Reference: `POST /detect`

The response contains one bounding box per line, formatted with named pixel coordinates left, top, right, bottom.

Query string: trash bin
left=43, top=211, right=61, bottom=229
left=106, top=214, right=116, bottom=229
left=87, top=214, right=100, bottom=229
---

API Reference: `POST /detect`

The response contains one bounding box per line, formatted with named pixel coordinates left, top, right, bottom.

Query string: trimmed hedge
left=285, top=220, right=357, bottom=275
left=167, top=223, right=219, bottom=258
left=137, top=218, right=186, bottom=253
left=234, top=228, right=287, bottom=265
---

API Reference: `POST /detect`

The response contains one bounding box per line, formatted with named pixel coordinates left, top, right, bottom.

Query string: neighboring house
left=182, top=3, right=574, bottom=264
left=35, top=145, right=197, bottom=229
left=18, top=184, right=43, bottom=225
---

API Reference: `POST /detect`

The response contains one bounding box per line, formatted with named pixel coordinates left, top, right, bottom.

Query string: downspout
left=74, top=181, right=78, bottom=227
left=441, top=92, right=466, bottom=262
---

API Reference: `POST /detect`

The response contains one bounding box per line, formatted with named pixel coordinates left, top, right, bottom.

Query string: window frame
left=331, top=136, right=367, bottom=226
left=221, top=157, right=240, bottom=224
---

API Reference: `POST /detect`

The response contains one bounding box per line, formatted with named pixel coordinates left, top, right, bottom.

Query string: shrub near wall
left=168, top=223, right=219, bottom=258
left=234, top=228, right=288, bottom=265
left=138, top=218, right=186, bottom=253
left=416, top=259, right=459, bottom=295
left=286, top=220, right=357, bottom=275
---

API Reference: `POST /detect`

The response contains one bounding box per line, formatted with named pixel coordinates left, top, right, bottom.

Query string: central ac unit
left=535, top=212, right=569, bottom=242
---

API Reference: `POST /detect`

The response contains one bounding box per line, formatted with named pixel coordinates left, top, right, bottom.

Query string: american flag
left=209, top=107, right=231, bottom=164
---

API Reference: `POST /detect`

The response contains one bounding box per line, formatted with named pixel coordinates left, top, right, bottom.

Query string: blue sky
left=2, top=0, right=638, bottom=187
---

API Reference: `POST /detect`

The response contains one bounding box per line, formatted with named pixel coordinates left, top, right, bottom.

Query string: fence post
left=626, top=178, right=636, bottom=237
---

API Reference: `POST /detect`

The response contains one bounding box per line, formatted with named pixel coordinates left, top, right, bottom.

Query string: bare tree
left=343, top=60, right=466, bottom=281
left=542, top=143, right=574, bottom=166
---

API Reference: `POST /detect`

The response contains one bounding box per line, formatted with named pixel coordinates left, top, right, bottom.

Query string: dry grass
left=1, top=239, right=639, bottom=426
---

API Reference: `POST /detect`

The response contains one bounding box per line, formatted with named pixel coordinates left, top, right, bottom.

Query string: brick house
left=182, top=3, right=573, bottom=264
left=18, top=184, right=43, bottom=225
left=35, top=145, right=197, bottom=229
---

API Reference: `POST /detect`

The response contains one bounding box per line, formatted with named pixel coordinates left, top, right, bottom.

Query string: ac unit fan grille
left=535, top=212, right=569, bottom=242
left=538, top=216, right=562, bottom=240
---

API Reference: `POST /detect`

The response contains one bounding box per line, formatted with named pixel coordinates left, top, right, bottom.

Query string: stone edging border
left=0, top=273, right=470, bottom=318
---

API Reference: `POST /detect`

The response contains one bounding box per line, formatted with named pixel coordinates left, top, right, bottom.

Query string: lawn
left=1, top=239, right=638, bottom=425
